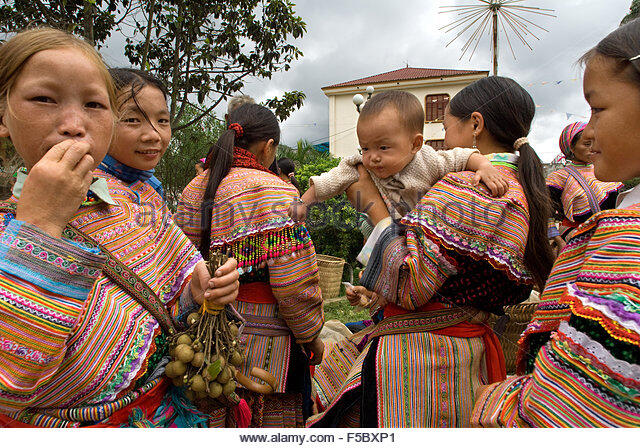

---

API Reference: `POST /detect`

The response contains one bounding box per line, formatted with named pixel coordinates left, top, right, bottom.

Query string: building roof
left=322, top=67, right=488, bottom=90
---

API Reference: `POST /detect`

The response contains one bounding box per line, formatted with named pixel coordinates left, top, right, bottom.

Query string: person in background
left=546, top=121, right=622, bottom=241
left=195, top=158, right=206, bottom=176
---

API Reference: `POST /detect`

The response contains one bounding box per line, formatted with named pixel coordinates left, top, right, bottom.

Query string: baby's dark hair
left=579, top=18, right=640, bottom=87
left=359, top=90, right=424, bottom=135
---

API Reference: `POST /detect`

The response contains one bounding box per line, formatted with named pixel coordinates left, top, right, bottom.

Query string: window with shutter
left=425, top=94, right=450, bottom=122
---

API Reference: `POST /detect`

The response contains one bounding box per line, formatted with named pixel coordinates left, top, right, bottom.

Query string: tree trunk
left=83, top=1, right=96, bottom=45
left=140, top=0, right=157, bottom=70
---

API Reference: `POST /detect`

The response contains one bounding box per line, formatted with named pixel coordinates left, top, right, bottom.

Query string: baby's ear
left=411, top=133, right=423, bottom=153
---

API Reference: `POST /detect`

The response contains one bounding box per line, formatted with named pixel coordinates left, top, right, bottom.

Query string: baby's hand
left=288, top=199, right=308, bottom=222
left=472, top=165, right=509, bottom=197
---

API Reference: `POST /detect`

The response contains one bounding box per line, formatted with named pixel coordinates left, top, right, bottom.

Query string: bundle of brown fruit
left=165, top=252, right=244, bottom=403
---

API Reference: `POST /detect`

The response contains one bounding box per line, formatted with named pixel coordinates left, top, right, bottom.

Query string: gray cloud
left=103, top=0, right=632, bottom=161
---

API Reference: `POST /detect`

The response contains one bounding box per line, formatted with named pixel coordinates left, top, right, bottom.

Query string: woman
left=308, top=76, right=553, bottom=428
left=176, top=103, right=324, bottom=427
left=547, top=121, right=622, bottom=240
left=473, top=18, right=640, bottom=429
left=0, top=29, right=239, bottom=428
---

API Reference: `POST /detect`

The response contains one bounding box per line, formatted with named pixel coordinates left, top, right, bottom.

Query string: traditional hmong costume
left=0, top=171, right=208, bottom=427
left=307, top=153, right=533, bottom=428
left=175, top=147, right=324, bottom=427
left=472, top=188, right=640, bottom=427
left=547, top=162, right=621, bottom=238
left=547, top=122, right=622, bottom=239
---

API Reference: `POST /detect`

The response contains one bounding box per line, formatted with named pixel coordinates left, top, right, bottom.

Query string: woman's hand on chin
left=16, top=140, right=95, bottom=238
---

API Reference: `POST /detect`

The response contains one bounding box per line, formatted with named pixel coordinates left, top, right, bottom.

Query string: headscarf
left=559, top=121, right=587, bottom=159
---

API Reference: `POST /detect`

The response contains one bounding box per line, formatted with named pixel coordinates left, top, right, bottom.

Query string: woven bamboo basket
left=489, top=302, right=538, bottom=375
left=316, top=254, right=346, bottom=299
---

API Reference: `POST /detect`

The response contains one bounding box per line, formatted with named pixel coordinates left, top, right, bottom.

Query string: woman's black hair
left=579, top=18, right=640, bottom=87
left=276, top=157, right=300, bottom=191
left=108, top=68, right=168, bottom=132
left=448, top=76, right=553, bottom=290
left=199, top=103, right=280, bottom=258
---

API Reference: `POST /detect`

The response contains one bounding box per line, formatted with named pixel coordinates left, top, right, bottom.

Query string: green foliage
left=624, top=177, right=640, bottom=189
left=155, top=105, right=225, bottom=210
left=262, top=91, right=306, bottom=122
left=287, top=144, right=364, bottom=265
left=124, top=0, right=308, bottom=130
left=0, top=0, right=135, bottom=46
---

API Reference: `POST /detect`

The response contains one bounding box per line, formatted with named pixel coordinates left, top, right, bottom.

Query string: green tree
left=621, top=0, right=640, bottom=25
left=0, top=0, right=139, bottom=46
left=155, top=105, right=225, bottom=210
left=1, top=1, right=308, bottom=129
left=125, top=0, right=307, bottom=130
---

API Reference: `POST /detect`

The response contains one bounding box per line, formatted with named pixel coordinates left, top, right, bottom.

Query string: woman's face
left=583, top=56, right=640, bottom=182
left=571, top=132, right=594, bottom=164
left=443, top=106, right=474, bottom=150
left=109, top=85, right=171, bottom=171
left=0, top=48, right=114, bottom=170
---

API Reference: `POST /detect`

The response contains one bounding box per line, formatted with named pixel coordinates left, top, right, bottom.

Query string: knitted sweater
left=310, top=145, right=477, bottom=220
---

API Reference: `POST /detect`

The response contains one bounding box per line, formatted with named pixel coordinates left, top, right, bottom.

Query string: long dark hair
left=448, top=76, right=553, bottom=289
left=199, top=103, right=280, bottom=258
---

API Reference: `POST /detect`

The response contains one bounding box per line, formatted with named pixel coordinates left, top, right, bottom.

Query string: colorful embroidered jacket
left=176, top=168, right=323, bottom=393
left=362, top=154, right=533, bottom=314
left=0, top=173, right=201, bottom=427
left=546, top=162, right=621, bottom=225
left=473, top=205, right=640, bottom=427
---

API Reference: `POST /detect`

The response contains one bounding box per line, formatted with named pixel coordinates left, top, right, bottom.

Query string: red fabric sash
left=383, top=302, right=506, bottom=384
left=0, top=379, right=168, bottom=428
left=237, top=281, right=277, bottom=304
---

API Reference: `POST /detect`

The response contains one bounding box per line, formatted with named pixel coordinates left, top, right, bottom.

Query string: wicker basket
left=316, top=254, right=346, bottom=299
left=489, top=302, right=538, bottom=375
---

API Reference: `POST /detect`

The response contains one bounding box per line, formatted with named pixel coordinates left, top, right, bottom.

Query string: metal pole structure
left=492, top=10, right=498, bottom=75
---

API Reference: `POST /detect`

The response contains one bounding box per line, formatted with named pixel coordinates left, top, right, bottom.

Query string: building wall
left=323, top=74, right=487, bottom=158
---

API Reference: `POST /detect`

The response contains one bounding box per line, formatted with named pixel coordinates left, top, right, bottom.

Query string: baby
left=289, top=90, right=507, bottom=223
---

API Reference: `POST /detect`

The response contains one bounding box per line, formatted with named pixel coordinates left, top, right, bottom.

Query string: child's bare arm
left=465, top=153, right=510, bottom=197
left=288, top=184, right=318, bottom=222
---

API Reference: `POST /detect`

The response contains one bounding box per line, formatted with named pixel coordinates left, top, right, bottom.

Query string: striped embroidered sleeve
left=268, top=245, right=324, bottom=344
left=471, top=376, right=531, bottom=427
left=361, top=223, right=457, bottom=310
left=0, top=218, right=106, bottom=412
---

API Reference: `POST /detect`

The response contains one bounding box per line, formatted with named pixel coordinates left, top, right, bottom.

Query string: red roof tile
left=322, top=67, right=488, bottom=89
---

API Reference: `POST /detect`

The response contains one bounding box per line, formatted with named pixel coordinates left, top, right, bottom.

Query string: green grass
left=324, top=299, right=370, bottom=324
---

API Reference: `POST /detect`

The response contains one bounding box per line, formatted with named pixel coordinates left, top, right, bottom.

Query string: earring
left=472, top=132, right=477, bottom=149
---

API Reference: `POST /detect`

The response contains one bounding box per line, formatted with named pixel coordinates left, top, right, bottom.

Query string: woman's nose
left=57, top=104, right=87, bottom=138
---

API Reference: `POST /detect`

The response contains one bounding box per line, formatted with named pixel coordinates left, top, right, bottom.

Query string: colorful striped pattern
left=547, top=163, right=621, bottom=222
left=312, top=338, right=361, bottom=410
left=176, top=166, right=324, bottom=427
left=474, top=205, right=640, bottom=427
left=558, top=121, right=587, bottom=158
left=0, top=173, right=201, bottom=426
left=309, top=158, right=534, bottom=428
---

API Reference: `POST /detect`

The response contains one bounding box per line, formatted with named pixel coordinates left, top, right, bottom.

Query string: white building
left=321, top=67, right=489, bottom=158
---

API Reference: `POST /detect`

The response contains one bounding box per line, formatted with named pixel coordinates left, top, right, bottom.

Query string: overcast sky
left=103, top=0, right=634, bottom=163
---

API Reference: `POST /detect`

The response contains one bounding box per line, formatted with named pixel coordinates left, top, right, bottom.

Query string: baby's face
left=356, top=106, right=421, bottom=179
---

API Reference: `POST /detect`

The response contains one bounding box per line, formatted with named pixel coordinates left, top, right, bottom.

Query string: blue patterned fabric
left=99, top=154, right=164, bottom=198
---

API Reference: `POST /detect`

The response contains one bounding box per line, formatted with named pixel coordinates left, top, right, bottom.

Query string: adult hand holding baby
left=16, top=140, right=96, bottom=238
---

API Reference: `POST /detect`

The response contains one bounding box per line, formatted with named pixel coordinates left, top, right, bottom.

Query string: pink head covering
left=559, top=121, right=587, bottom=158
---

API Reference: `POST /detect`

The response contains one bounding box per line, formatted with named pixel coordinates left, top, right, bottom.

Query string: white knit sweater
left=310, top=145, right=478, bottom=220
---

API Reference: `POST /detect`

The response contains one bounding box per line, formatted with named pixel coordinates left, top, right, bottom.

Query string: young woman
left=0, top=30, right=238, bottom=427
left=308, top=76, right=553, bottom=427
left=176, top=103, right=324, bottom=427
left=473, top=18, right=640, bottom=428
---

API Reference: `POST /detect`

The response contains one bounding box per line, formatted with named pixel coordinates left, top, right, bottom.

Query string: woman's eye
left=360, top=147, right=367, bottom=153
left=158, top=118, right=170, bottom=125
left=31, top=96, right=54, bottom=103
left=590, top=107, right=603, bottom=114
left=122, top=117, right=140, bottom=123
left=86, top=101, right=106, bottom=109
left=379, top=146, right=388, bottom=150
